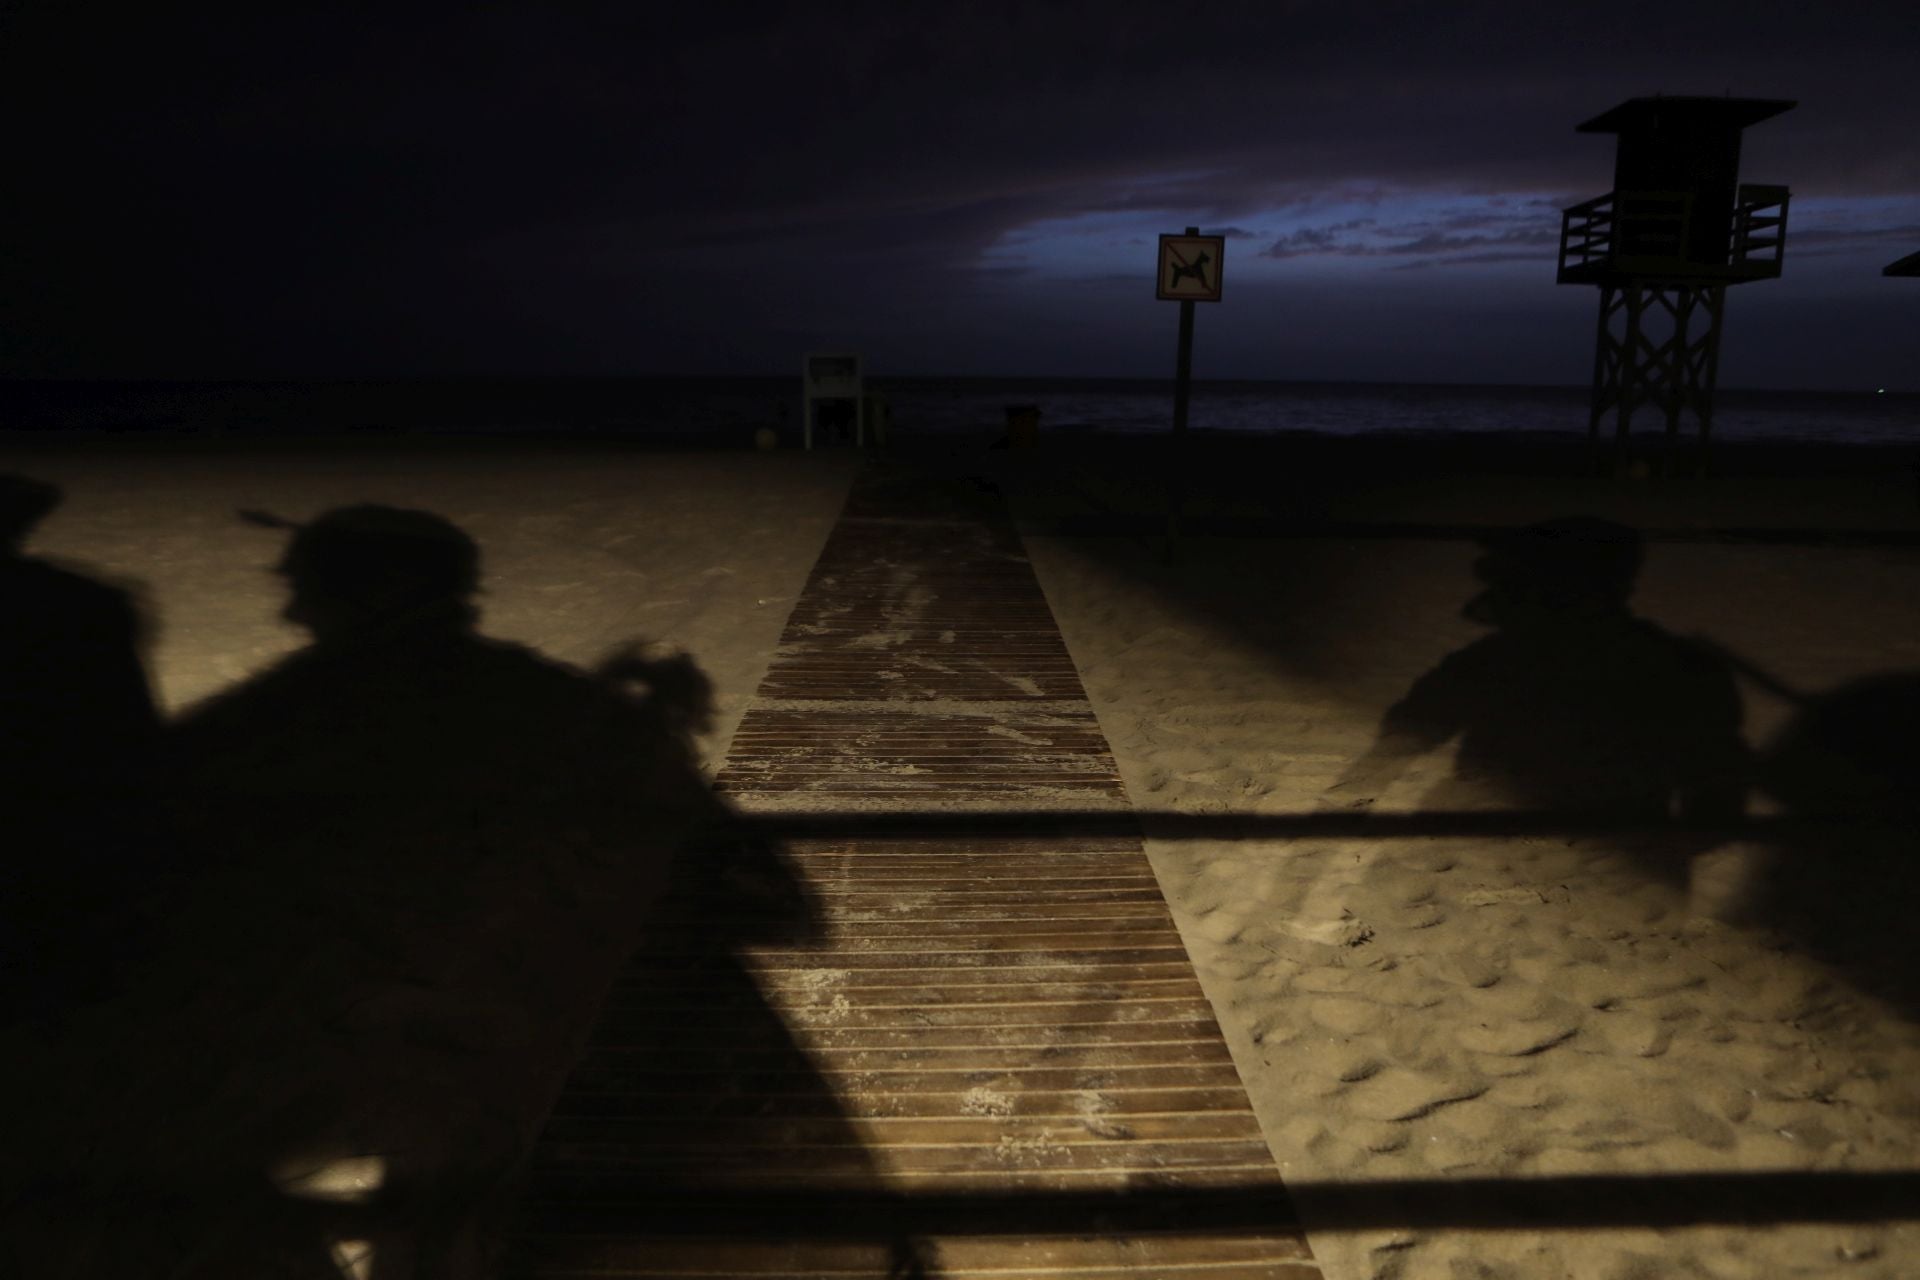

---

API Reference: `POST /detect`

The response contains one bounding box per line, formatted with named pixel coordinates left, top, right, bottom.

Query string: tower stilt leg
left=1614, top=288, right=1642, bottom=475
left=1587, top=287, right=1617, bottom=476
left=1584, top=280, right=1731, bottom=480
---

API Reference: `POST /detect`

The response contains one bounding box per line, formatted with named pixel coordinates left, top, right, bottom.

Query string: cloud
left=1387, top=227, right=1561, bottom=255
left=1257, top=217, right=1382, bottom=258
left=1386, top=250, right=1552, bottom=270
left=1788, top=222, right=1920, bottom=251
left=1257, top=209, right=1559, bottom=268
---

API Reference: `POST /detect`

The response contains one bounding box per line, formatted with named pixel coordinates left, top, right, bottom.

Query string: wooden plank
left=587, top=1016, right=1230, bottom=1048
left=512, top=461, right=1318, bottom=1277
left=568, top=1042, right=1240, bottom=1072
left=601, top=978, right=1210, bottom=1010
left=776, top=839, right=1148, bottom=854
left=555, top=1063, right=1257, bottom=1096
left=515, top=1235, right=1316, bottom=1279
left=761, top=869, right=1166, bottom=884
left=651, top=920, right=1185, bottom=944
left=527, top=1160, right=1289, bottom=1192
left=517, top=1235, right=1315, bottom=1276
left=733, top=947, right=1198, bottom=971
left=744, top=961, right=1205, bottom=988
left=550, top=1086, right=1256, bottom=1120
left=537, top=1112, right=1269, bottom=1149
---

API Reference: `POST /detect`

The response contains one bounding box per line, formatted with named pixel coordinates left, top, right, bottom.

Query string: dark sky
left=5, top=2, right=1918, bottom=388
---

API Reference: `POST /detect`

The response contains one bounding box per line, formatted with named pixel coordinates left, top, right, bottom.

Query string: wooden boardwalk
left=509, top=460, right=1320, bottom=1278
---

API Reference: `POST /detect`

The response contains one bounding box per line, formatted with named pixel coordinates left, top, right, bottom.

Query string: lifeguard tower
left=802, top=352, right=864, bottom=449
left=1557, top=95, right=1795, bottom=475
left=1885, top=249, right=1920, bottom=278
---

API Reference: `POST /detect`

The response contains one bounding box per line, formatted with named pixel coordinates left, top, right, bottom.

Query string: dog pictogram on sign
left=1157, top=234, right=1225, bottom=301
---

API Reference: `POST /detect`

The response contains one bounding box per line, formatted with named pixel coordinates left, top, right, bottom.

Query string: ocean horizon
left=3, top=376, right=1917, bottom=448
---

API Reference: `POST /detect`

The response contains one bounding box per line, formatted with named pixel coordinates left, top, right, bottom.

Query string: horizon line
left=3, top=374, right=1915, bottom=397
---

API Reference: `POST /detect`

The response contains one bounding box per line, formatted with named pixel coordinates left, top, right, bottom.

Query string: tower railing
left=1558, top=191, right=1693, bottom=280
left=1732, top=183, right=1791, bottom=274
left=1559, top=187, right=1790, bottom=282
left=1558, top=192, right=1616, bottom=274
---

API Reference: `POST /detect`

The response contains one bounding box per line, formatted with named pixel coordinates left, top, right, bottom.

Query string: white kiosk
left=802, top=352, right=864, bottom=450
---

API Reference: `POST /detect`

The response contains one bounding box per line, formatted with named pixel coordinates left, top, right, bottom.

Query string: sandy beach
left=0, top=436, right=862, bottom=766
left=997, top=435, right=1920, bottom=1279
left=4, top=427, right=1918, bottom=1278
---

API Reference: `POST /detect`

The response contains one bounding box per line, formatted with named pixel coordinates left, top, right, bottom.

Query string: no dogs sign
left=1156, top=233, right=1225, bottom=301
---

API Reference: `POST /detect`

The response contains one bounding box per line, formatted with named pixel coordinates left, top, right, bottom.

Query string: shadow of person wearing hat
left=0, top=473, right=164, bottom=1033
left=3, top=502, right=930, bottom=1279
left=1329, top=517, right=1749, bottom=893
left=0, top=503, right=782, bottom=1278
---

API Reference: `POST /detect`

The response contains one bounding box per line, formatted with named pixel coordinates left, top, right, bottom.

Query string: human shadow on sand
left=1750, top=670, right=1920, bottom=1021
left=0, top=503, right=924, bottom=1279
left=0, top=473, right=166, bottom=1030
left=1327, top=516, right=1751, bottom=889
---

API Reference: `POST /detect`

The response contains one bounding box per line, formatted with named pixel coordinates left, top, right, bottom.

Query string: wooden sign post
left=1157, top=228, right=1224, bottom=564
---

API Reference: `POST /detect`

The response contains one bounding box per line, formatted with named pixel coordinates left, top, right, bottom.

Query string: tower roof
left=1885, top=249, right=1920, bottom=277
left=1575, top=96, right=1797, bottom=134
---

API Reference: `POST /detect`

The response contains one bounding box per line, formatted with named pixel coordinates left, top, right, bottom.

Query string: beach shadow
left=1328, top=516, right=1750, bottom=890
left=507, top=807, right=937, bottom=1279
left=0, top=503, right=915, bottom=1278
left=1752, top=671, right=1920, bottom=1020
left=0, top=473, right=166, bottom=1030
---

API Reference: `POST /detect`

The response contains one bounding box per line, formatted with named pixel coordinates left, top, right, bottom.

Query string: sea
left=2, top=377, right=1916, bottom=448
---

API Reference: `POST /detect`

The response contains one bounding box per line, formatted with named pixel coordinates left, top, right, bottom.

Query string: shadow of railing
left=519, top=1172, right=1920, bottom=1234
left=735, top=808, right=1895, bottom=843
left=26, top=1158, right=1920, bottom=1247
left=16, top=1165, right=1918, bottom=1280
left=1009, top=513, right=1920, bottom=547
